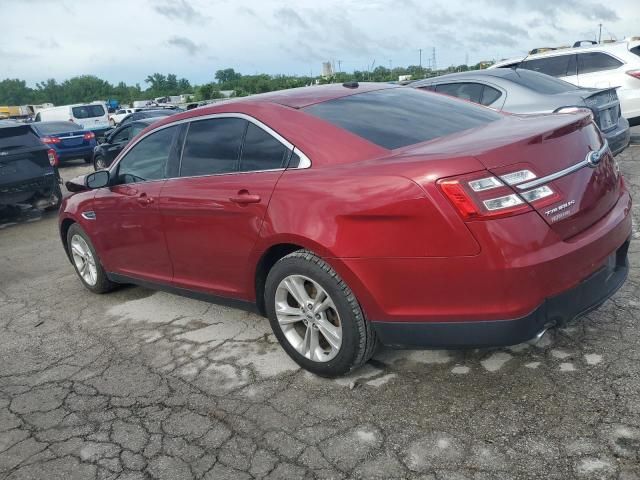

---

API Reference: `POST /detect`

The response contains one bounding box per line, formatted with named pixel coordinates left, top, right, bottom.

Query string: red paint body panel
left=59, top=83, right=633, bottom=339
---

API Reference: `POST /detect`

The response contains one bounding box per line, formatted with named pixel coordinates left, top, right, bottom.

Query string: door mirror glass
left=86, top=170, right=110, bottom=189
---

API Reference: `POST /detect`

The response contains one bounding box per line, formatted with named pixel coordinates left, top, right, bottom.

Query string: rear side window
left=521, top=55, right=573, bottom=77
left=577, top=52, right=623, bottom=74
left=481, top=86, right=502, bottom=106
left=0, top=126, right=42, bottom=149
left=240, top=123, right=289, bottom=172
left=435, top=83, right=484, bottom=103
left=304, top=88, right=501, bottom=150
left=117, top=126, right=178, bottom=184
left=180, top=118, right=246, bottom=177
left=72, top=105, right=105, bottom=119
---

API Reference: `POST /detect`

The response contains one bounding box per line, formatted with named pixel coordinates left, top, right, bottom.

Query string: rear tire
left=66, top=224, right=116, bottom=294
left=44, top=184, right=62, bottom=212
left=265, top=249, right=377, bottom=377
left=93, top=155, right=107, bottom=171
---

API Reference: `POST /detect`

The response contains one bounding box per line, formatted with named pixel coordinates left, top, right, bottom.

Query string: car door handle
left=229, top=190, right=261, bottom=205
left=136, top=193, right=154, bottom=205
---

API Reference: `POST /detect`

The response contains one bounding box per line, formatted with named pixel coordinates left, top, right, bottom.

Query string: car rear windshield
left=33, top=121, right=83, bottom=135
left=501, top=69, right=576, bottom=94
left=0, top=125, right=43, bottom=149
left=303, top=88, right=501, bottom=149
left=72, top=105, right=105, bottom=119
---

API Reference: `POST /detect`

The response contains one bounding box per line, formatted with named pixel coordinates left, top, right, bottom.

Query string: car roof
left=231, top=82, right=397, bottom=109
left=411, top=68, right=553, bottom=86
left=491, top=40, right=632, bottom=68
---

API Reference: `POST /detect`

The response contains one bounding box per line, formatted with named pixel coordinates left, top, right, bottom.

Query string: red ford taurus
left=59, top=83, right=631, bottom=376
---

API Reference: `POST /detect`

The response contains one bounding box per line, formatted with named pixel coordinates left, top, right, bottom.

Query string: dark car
left=31, top=121, right=97, bottom=164
left=60, top=84, right=630, bottom=376
left=93, top=118, right=158, bottom=170
left=0, top=120, right=61, bottom=210
left=119, top=109, right=176, bottom=127
left=411, top=68, right=631, bottom=155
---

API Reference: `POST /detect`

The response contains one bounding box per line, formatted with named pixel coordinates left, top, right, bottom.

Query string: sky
left=1, top=0, right=638, bottom=87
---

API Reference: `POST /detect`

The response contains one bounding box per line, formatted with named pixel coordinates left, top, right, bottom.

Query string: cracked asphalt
left=1, top=145, right=639, bottom=480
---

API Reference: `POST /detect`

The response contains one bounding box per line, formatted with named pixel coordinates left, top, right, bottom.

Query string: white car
left=490, top=38, right=640, bottom=125
left=35, top=102, right=111, bottom=136
left=109, top=108, right=142, bottom=126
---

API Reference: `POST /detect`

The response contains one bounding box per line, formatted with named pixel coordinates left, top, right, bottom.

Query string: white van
left=35, top=102, right=111, bottom=135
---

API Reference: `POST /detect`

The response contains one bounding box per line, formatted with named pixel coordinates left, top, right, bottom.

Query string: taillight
left=438, top=169, right=559, bottom=220
left=626, top=70, right=640, bottom=80
left=42, top=136, right=61, bottom=144
left=47, top=148, right=59, bottom=167
left=83, top=132, right=95, bottom=140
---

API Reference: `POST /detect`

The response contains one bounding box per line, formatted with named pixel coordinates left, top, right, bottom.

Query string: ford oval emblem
left=586, top=149, right=602, bottom=168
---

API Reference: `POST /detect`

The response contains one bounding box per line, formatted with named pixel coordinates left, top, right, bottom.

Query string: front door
left=159, top=117, right=291, bottom=299
left=92, top=125, right=180, bottom=283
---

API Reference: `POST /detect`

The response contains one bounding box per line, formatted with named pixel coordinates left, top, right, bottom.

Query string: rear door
left=522, top=54, right=579, bottom=85
left=159, top=116, right=290, bottom=299
left=104, top=125, right=135, bottom=164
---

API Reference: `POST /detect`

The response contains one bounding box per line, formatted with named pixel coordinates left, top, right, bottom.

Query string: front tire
left=44, top=184, right=62, bottom=212
left=66, top=224, right=116, bottom=294
left=265, top=250, right=377, bottom=377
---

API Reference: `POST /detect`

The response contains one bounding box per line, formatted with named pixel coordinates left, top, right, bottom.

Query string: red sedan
left=60, top=83, right=632, bottom=376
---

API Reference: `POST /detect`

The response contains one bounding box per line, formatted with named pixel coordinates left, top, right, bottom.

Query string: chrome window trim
left=109, top=112, right=312, bottom=178
left=516, top=140, right=609, bottom=190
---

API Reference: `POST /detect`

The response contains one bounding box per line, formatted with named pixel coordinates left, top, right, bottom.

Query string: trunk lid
left=50, top=130, right=90, bottom=149
left=403, top=112, right=621, bottom=239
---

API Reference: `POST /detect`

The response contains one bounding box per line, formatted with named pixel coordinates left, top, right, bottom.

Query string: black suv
left=92, top=118, right=158, bottom=170
left=0, top=120, right=61, bottom=210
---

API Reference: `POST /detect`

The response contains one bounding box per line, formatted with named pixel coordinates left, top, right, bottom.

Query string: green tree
left=0, top=79, right=33, bottom=105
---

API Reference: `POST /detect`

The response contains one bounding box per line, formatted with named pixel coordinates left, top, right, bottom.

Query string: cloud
left=167, top=36, right=201, bottom=56
left=153, top=0, right=208, bottom=25
left=485, top=0, right=619, bottom=23
left=273, top=7, right=309, bottom=29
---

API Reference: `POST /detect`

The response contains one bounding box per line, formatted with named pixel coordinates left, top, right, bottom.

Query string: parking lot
left=0, top=143, right=639, bottom=479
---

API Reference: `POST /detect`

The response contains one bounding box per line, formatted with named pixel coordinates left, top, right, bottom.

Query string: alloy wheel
left=274, top=274, right=343, bottom=362
left=70, top=235, right=98, bottom=286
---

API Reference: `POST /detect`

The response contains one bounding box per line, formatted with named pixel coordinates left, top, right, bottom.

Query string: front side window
left=521, top=55, right=573, bottom=77
left=180, top=118, right=246, bottom=177
left=240, top=123, right=289, bottom=172
left=435, top=82, right=484, bottom=103
left=577, top=52, right=623, bottom=75
left=116, top=126, right=178, bottom=184
left=304, top=88, right=501, bottom=150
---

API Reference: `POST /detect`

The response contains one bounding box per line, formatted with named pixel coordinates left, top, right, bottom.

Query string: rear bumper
left=56, top=145, right=94, bottom=160
left=0, top=172, right=58, bottom=205
left=371, top=239, right=630, bottom=348
left=604, top=116, right=631, bottom=156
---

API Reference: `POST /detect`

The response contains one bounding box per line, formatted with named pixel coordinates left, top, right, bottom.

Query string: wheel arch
left=60, top=217, right=76, bottom=261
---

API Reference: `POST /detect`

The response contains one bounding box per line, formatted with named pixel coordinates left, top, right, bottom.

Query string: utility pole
left=337, top=60, right=342, bottom=73
left=389, top=59, right=392, bottom=70
left=419, top=48, right=422, bottom=68
left=598, top=23, right=602, bottom=43
left=432, top=47, right=437, bottom=71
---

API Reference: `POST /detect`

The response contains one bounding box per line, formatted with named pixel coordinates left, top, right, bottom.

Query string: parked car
left=92, top=118, right=157, bottom=170
left=59, top=83, right=631, bottom=376
left=0, top=120, right=61, bottom=210
left=118, top=109, right=176, bottom=127
left=411, top=68, right=630, bottom=155
left=35, top=102, right=111, bottom=137
left=109, top=108, right=142, bottom=126
left=490, top=38, right=640, bottom=125
left=31, top=121, right=96, bottom=164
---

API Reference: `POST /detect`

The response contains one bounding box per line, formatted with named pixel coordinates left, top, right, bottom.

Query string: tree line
left=0, top=63, right=488, bottom=107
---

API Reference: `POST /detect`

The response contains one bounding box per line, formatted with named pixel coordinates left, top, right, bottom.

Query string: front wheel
left=44, top=184, right=62, bottom=212
left=66, top=224, right=116, bottom=293
left=265, top=250, right=377, bottom=377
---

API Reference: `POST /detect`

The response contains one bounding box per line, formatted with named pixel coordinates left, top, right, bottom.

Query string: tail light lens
left=42, top=136, right=61, bottom=144
left=626, top=70, right=640, bottom=80
left=438, top=169, right=559, bottom=220
left=83, top=132, right=95, bottom=140
left=47, top=148, right=59, bottom=167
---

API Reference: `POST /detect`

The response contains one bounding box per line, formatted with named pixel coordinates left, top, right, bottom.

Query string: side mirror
left=86, top=170, right=110, bottom=189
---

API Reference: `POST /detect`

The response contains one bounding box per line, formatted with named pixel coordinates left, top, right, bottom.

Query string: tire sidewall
left=94, top=155, right=106, bottom=171
left=66, top=224, right=111, bottom=293
left=265, top=255, right=363, bottom=376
